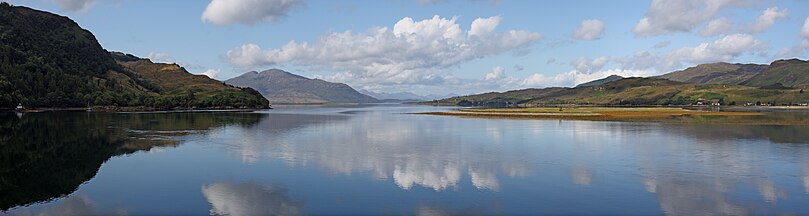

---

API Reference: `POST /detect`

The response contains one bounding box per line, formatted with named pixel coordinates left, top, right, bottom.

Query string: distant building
left=695, top=98, right=721, bottom=106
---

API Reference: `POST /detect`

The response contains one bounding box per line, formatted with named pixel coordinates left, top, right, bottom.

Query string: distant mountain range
left=0, top=3, right=268, bottom=109
left=426, top=59, right=809, bottom=107
left=359, top=90, right=429, bottom=102
left=225, top=69, right=379, bottom=104
left=357, top=90, right=458, bottom=102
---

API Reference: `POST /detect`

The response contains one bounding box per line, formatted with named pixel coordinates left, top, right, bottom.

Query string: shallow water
left=2, top=104, right=809, bottom=215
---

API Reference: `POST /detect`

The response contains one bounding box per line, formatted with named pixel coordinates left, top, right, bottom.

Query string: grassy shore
left=414, top=107, right=809, bottom=125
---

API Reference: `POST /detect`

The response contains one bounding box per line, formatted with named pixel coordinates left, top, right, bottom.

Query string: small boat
left=15, top=103, right=24, bottom=111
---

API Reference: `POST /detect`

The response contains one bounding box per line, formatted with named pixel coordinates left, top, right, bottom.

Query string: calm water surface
left=2, top=104, right=809, bottom=215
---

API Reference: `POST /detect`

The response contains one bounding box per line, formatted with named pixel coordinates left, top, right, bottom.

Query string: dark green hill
left=0, top=3, right=153, bottom=108
left=0, top=3, right=267, bottom=109
left=225, top=69, right=380, bottom=104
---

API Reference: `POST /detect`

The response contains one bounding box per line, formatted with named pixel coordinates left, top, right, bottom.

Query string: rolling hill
left=225, top=69, right=380, bottom=104
left=741, top=59, right=809, bottom=88
left=656, top=59, right=809, bottom=88
left=427, top=59, right=809, bottom=107
left=426, top=77, right=809, bottom=107
left=656, top=62, right=767, bottom=85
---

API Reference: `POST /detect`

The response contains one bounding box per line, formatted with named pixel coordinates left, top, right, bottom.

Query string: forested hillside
left=0, top=3, right=267, bottom=109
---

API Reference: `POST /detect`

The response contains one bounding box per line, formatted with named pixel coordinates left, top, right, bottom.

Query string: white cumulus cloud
left=54, top=0, right=95, bottom=13
left=519, top=69, right=659, bottom=88
left=202, top=182, right=303, bottom=216
left=572, top=19, right=605, bottom=40
left=571, top=56, right=610, bottom=74
left=778, top=17, right=809, bottom=58
left=748, top=7, right=789, bottom=33
left=620, top=34, right=766, bottom=71
left=226, top=15, right=541, bottom=87
left=632, top=0, right=748, bottom=37
left=201, top=0, right=304, bottom=25
left=802, top=17, right=809, bottom=38
left=202, top=69, right=222, bottom=79
left=669, top=33, right=765, bottom=63
left=802, top=17, right=809, bottom=48
left=469, top=16, right=501, bottom=37
left=484, top=66, right=505, bottom=81
left=699, top=17, right=733, bottom=36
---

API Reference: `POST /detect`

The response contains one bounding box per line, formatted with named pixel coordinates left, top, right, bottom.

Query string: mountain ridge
left=576, top=75, right=625, bottom=87
left=426, top=59, right=809, bottom=107
left=225, top=69, right=380, bottom=104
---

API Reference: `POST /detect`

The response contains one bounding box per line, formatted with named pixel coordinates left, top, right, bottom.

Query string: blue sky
left=6, top=0, right=809, bottom=95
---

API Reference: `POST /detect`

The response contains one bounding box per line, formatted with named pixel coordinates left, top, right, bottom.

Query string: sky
left=5, top=0, right=809, bottom=95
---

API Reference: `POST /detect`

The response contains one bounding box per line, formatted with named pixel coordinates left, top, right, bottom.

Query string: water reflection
left=0, top=112, right=264, bottom=211
left=201, top=181, right=303, bottom=216
left=643, top=178, right=749, bottom=216
left=6, top=195, right=128, bottom=216
left=2, top=105, right=809, bottom=215
left=208, top=110, right=532, bottom=191
left=416, top=204, right=485, bottom=216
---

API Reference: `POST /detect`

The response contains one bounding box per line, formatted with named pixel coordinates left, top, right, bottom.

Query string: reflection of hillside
left=213, top=112, right=532, bottom=191
left=0, top=112, right=264, bottom=211
left=202, top=181, right=303, bottom=216
left=668, top=124, right=809, bottom=144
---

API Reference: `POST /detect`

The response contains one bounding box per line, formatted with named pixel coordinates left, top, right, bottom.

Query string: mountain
left=359, top=90, right=429, bottom=101
left=740, top=59, right=809, bottom=88
left=425, top=76, right=809, bottom=107
left=0, top=3, right=267, bottom=109
left=576, top=75, right=624, bottom=87
left=225, top=69, right=380, bottom=104
left=656, top=62, right=767, bottom=85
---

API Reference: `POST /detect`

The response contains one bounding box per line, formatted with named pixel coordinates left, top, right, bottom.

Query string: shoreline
left=412, top=107, right=809, bottom=125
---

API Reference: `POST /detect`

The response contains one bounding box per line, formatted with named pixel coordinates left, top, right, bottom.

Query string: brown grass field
left=414, top=107, right=809, bottom=125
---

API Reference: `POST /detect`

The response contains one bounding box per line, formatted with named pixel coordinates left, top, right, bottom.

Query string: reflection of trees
left=201, top=181, right=303, bottom=216
left=0, top=112, right=264, bottom=211
left=212, top=112, right=533, bottom=191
